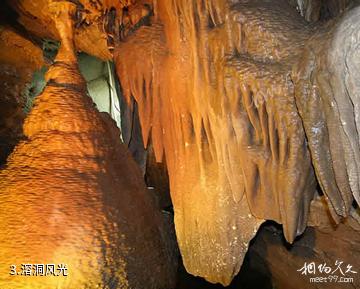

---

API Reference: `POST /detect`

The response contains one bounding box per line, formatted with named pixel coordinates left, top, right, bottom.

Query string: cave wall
left=287, top=0, right=354, bottom=21
left=247, top=198, right=360, bottom=289
left=0, top=28, right=44, bottom=165
left=1, top=0, right=360, bottom=287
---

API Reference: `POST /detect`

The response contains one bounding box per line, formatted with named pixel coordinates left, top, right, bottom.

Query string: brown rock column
left=0, top=1, right=177, bottom=288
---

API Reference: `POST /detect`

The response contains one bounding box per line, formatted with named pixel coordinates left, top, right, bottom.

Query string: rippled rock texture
left=2, top=0, right=360, bottom=287
left=287, top=0, right=353, bottom=21
left=0, top=2, right=177, bottom=288
left=114, top=0, right=360, bottom=285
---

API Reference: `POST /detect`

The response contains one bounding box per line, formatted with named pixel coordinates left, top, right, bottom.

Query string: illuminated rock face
left=2, top=0, right=360, bottom=287
left=114, top=0, right=360, bottom=285
left=114, top=0, right=316, bottom=285
left=0, top=2, right=176, bottom=289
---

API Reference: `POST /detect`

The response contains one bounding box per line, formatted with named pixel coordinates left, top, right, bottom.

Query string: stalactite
left=9, top=0, right=112, bottom=60
left=293, top=6, right=360, bottom=220
left=1, top=0, right=359, bottom=287
left=115, top=0, right=317, bottom=285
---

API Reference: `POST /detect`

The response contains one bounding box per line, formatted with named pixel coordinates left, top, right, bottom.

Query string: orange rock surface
left=0, top=2, right=176, bottom=288
left=1, top=0, right=359, bottom=287
left=0, top=27, right=44, bottom=164
left=114, top=0, right=317, bottom=285
left=114, top=0, right=360, bottom=285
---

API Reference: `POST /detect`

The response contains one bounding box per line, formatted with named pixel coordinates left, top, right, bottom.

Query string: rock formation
left=0, top=27, right=44, bottom=165
left=114, top=0, right=311, bottom=284
left=0, top=1, right=176, bottom=288
left=114, top=0, right=360, bottom=285
left=287, top=0, right=352, bottom=21
left=293, top=6, right=360, bottom=222
left=245, top=197, right=360, bottom=289
left=0, top=0, right=359, bottom=287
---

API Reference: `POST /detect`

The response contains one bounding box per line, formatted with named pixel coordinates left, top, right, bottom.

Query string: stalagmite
left=0, top=1, right=177, bottom=288
left=2, top=0, right=360, bottom=287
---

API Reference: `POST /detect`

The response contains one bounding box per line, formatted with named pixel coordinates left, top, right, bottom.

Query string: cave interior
left=0, top=0, right=360, bottom=288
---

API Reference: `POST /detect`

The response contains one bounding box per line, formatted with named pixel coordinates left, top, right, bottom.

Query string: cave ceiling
left=5, top=0, right=153, bottom=60
left=1, top=0, right=360, bottom=286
